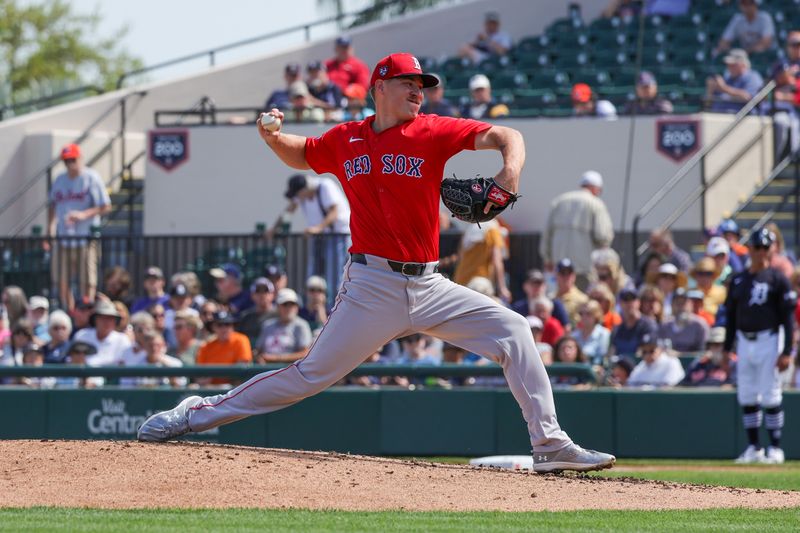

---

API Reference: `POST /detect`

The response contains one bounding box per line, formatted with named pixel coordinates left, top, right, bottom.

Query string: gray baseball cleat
left=532, top=443, right=616, bottom=473
left=137, top=395, right=204, bottom=442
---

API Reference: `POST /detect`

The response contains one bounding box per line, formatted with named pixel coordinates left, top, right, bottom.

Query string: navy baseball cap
left=285, top=62, right=301, bottom=75
left=213, top=310, right=237, bottom=324
left=170, top=283, right=189, bottom=297
left=265, top=264, right=287, bottom=278
left=718, top=219, right=740, bottom=235
left=209, top=263, right=242, bottom=280
left=556, top=258, right=575, bottom=273
left=619, top=288, right=638, bottom=301
left=250, top=277, right=275, bottom=293
left=285, top=174, right=308, bottom=199
left=307, top=60, right=323, bottom=71
left=749, top=228, right=775, bottom=247
left=335, top=35, right=352, bottom=47
left=637, top=70, right=657, bottom=86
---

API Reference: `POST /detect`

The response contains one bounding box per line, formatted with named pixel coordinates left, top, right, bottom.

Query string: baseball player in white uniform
left=725, top=228, right=795, bottom=464
left=138, top=53, right=615, bottom=473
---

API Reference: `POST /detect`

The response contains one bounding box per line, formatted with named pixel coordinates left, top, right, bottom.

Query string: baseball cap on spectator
left=23, top=342, right=44, bottom=354
left=469, top=74, right=491, bottom=91
left=749, top=227, right=775, bottom=247
left=639, top=332, right=657, bottom=348
left=285, top=62, right=301, bottom=76
left=619, top=288, right=638, bottom=301
left=637, top=70, right=656, bottom=86
left=74, top=296, right=95, bottom=311
left=655, top=263, right=688, bottom=288
left=144, top=266, right=164, bottom=279
left=170, top=283, right=189, bottom=298
left=579, top=170, right=603, bottom=188
left=344, top=83, right=368, bottom=101
left=612, top=356, right=635, bottom=377
left=571, top=83, right=593, bottom=103
left=526, top=269, right=545, bottom=283
left=708, top=326, right=726, bottom=344
left=276, top=288, right=300, bottom=305
left=335, top=35, right=352, bottom=47
left=717, top=219, right=740, bottom=236
left=306, top=275, right=328, bottom=292
left=687, top=289, right=705, bottom=301
left=213, top=310, right=237, bottom=324
left=672, top=287, right=688, bottom=299
left=264, top=264, right=287, bottom=279
left=29, top=296, right=49, bottom=311
left=370, top=53, right=439, bottom=89
left=485, top=11, right=500, bottom=22
left=250, top=277, right=275, bottom=293
left=658, top=263, right=679, bottom=277
left=67, top=340, right=98, bottom=356
left=723, top=48, right=750, bottom=67
left=556, top=258, right=575, bottom=273
left=307, top=60, right=323, bottom=71
left=289, top=80, right=311, bottom=98
left=527, top=315, right=544, bottom=330
left=209, top=263, right=242, bottom=281
left=285, top=174, right=308, bottom=199
left=706, top=236, right=730, bottom=257
left=60, top=143, right=80, bottom=160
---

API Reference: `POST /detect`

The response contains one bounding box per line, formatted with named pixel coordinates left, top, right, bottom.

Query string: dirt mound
left=0, top=440, right=797, bottom=512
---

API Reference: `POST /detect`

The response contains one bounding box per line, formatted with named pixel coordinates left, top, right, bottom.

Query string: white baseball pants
left=736, top=329, right=784, bottom=407
left=187, top=254, right=572, bottom=452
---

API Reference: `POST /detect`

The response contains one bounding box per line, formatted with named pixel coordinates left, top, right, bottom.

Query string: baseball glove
left=440, top=175, right=519, bottom=224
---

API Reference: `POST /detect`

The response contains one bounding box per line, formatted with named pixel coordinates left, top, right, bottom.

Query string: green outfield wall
left=1, top=388, right=797, bottom=458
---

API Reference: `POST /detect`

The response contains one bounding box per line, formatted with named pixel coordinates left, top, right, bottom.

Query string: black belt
left=739, top=329, right=778, bottom=340
left=351, top=253, right=438, bottom=276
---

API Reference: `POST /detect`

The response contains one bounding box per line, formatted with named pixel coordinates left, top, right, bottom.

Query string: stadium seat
left=590, top=29, right=629, bottom=49
left=553, top=51, right=591, bottom=70
left=439, top=56, right=472, bottom=77
left=478, top=55, right=513, bottom=75
left=514, top=35, right=550, bottom=55
left=491, top=71, right=528, bottom=90
left=545, top=17, right=584, bottom=36
left=638, top=46, right=669, bottom=68
left=668, top=27, right=710, bottom=49
left=593, top=50, right=630, bottom=68
left=655, top=66, right=697, bottom=86
left=571, top=67, right=614, bottom=88
left=446, top=72, right=477, bottom=91
left=527, top=69, right=571, bottom=90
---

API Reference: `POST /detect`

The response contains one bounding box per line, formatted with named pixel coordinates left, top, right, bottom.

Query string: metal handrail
left=0, top=85, right=105, bottom=121
left=631, top=79, right=777, bottom=269
left=729, top=154, right=794, bottom=229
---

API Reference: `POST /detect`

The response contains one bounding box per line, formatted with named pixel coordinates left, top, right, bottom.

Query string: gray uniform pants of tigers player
left=188, top=254, right=572, bottom=452
left=736, top=329, right=785, bottom=433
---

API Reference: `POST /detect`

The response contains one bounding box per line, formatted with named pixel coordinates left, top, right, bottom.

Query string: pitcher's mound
left=1, top=440, right=797, bottom=512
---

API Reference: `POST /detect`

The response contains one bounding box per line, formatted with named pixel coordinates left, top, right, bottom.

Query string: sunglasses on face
left=641, top=349, right=656, bottom=355
left=695, top=271, right=714, bottom=276
left=151, top=313, right=165, bottom=318
left=63, top=158, right=77, bottom=164
left=752, top=245, right=770, bottom=251
left=308, top=288, right=325, bottom=293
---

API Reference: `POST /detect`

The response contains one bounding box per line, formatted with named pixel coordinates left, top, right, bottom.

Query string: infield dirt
left=1, top=440, right=798, bottom=512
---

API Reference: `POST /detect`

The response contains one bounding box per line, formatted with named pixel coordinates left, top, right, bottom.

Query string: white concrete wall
left=0, top=0, right=609, bottom=234
left=143, top=113, right=771, bottom=236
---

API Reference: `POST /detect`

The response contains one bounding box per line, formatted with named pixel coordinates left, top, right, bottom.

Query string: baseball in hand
left=261, top=114, right=282, bottom=132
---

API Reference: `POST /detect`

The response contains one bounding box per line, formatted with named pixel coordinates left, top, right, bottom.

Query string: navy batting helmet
left=749, top=227, right=775, bottom=248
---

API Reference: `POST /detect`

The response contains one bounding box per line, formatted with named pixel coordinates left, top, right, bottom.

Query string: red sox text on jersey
left=344, top=154, right=424, bottom=181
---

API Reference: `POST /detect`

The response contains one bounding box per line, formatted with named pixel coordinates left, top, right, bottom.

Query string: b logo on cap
left=413, top=57, right=421, bottom=70
left=379, top=66, right=388, bottom=77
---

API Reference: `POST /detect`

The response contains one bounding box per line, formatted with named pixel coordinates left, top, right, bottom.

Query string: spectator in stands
left=687, top=289, right=716, bottom=327
left=146, top=302, right=176, bottom=351
left=120, top=331, right=184, bottom=388
left=718, top=219, right=749, bottom=262
left=397, top=333, right=439, bottom=366
left=325, top=36, right=370, bottom=92
left=68, top=296, right=93, bottom=339
left=209, top=263, right=253, bottom=318
left=601, top=0, right=642, bottom=19
left=306, top=61, right=345, bottom=121
left=72, top=300, right=132, bottom=366
left=653, top=263, right=686, bottom=320
left=342, top=83, right=375, bottom=121
left=511, top=270, right=570, bottom=327
left=531, top=296, right=565, bottom=346
left=264, top=264, right=288, bottom=292
left=541, top=171, right=615, bottom=290
left=196, top=310, right=252, bottom=385
left=130, top=266, right=169, bottom=314
left=713, top=0, right=775, bottom=57
left=264, top=62, right=302, bottom=110
left=27, top=296, right=50, bottom=343
left=198, top=300, right=219, bottom=341
left=171, top=270, right=206, bottom=310
left=572, top=300, right=610, bottom=366
left=623, top=71, right=674, bottom=115
left=286, top=81, right=326, bottom=123
left=644, top=0, right=690, bottom=17
left=254, top=288, right=312, bottom=363
left=453, top=219, right=511, bottom=303
left=20, top=343, right=53, bottom=389
left=458, top=11, right=513, bottom=65
left=690, top=257, right=727, bottom=317
left=658, top=288, right=709, bottom=352
left=118, top=311, right=155, bottom=368
left=46, top=144, right=111, bottom=310
left=1, top=319, right=36, bottom=367
left=173, top=310, right=202, bottom=366
left=766, top=222, right=795, bottom=279
left=43, top=310, right=72, bottom=364
left=528, top=316, right=553, bottom=364
left=627, top=335, right=685, bottom=387
left=236, top=277, right=277, bottom=349
left=553, top=258, right=589, bottom=327
left=101, top=266, right=132, bottom=309
left=769, top=31, right=800, bottom=158
left=607, top=356, right=634, bottom=387
left=460, top=74, right=509, bottom=120
left=639, top=285, right=665, bottom=325
left=681, top=326, right=736, bottom=386
left=637, top=252, right=663, bottom=288
left=706, top=236, right=740, bottom=285
left=551, top=336, right=590, bottom=387
left=114, top=301, right=131, bottom=339
left=588, top=283, right=622, bottom=331
left=164, top=283, right=197, bottom=335
left=571, top=83, right=617, bottom=119
left=706, top=49, right=764, bottom=114
left=590, top=248, right=634, bottom=296
left=2, top=285, right=28, bottom=331
left=466, top=276, right=499, bottom=303
left=299, top=276, right=329, bottom=334
left=274, top=174, right=351, bottom=298
left=421, top=74, right=457, bottom=117
left=609, top=288, right=659, bottom=357
left=648, top=228, right=692, bottom=272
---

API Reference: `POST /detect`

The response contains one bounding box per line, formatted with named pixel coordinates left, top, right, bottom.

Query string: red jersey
left=305, top=114, right=491, bottom=262
left=325, top=56, right=370, bottom=91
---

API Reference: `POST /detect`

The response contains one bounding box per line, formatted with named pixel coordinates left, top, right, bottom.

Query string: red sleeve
left=427, top=115, right=492, bottom=159
left=304, top=126, right=344, bottom=176
left=794, top=83, right=800, bottom=106
left=356, top=59, right=370, bottom=90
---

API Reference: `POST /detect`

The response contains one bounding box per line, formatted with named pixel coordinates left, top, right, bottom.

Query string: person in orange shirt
left=687, top=289, right=716, bottom=327
left=195, top=310, right=252, bottom=385
left=718, top=219, right=749, bottom=262
left=587, top=283, right=621, bottom=331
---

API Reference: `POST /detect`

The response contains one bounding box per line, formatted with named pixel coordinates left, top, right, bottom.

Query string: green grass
left=0, top=507, right=799, bottom=533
